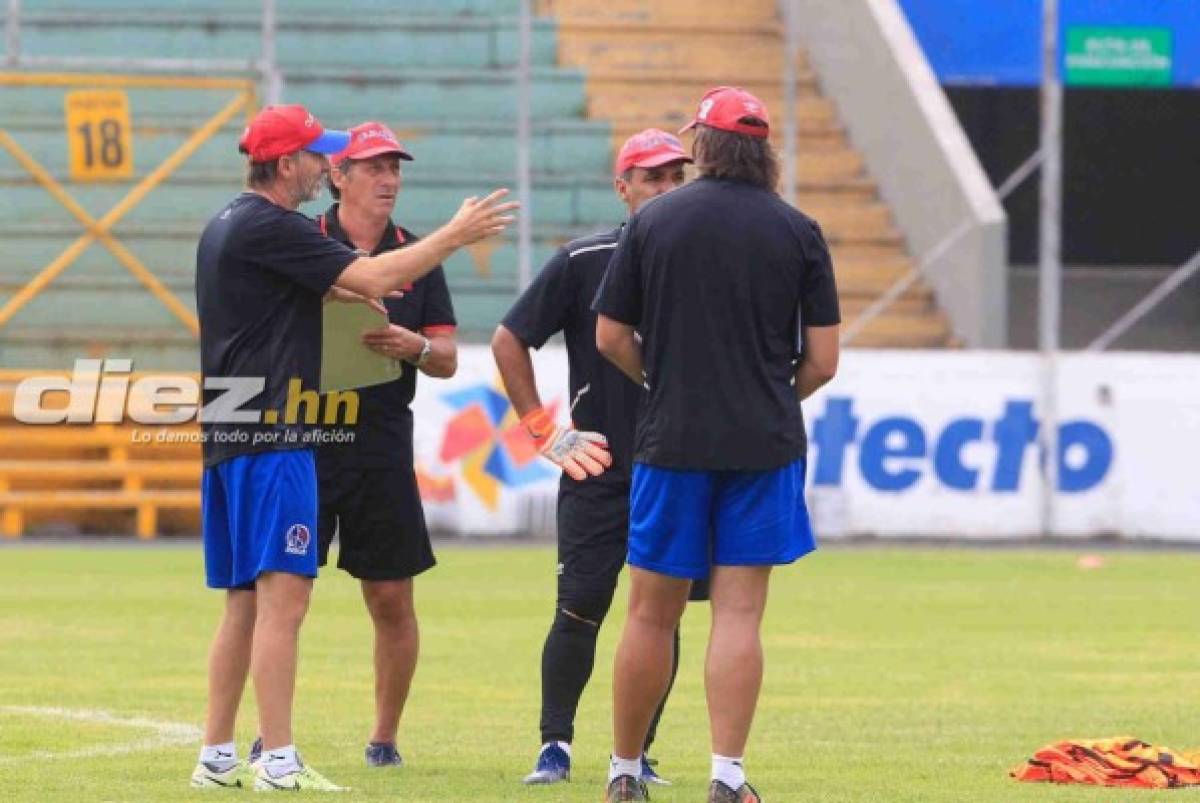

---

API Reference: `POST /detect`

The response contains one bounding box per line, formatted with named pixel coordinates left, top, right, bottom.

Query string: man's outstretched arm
left=335, top=189, right=518, bottom=298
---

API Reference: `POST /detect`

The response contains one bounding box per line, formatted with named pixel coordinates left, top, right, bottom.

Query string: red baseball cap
left=614, top=129, right=692, bottom=176
left=679, top=86, right=771, bottom=139
left=238, top=104, right=350, bottom=162
left=331, top=121, right=415, bottom=167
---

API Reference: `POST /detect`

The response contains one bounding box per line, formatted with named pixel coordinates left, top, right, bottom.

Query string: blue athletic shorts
left=202, top=449, right=320, bottom=590
left=627, top=459, right=816, bottom=580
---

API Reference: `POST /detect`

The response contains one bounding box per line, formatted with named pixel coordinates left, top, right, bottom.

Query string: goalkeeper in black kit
left=492, top=129, right=709, bottom=788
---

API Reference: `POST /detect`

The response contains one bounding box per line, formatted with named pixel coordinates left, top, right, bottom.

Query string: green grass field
left=3, top=544, right=1200, bottom=801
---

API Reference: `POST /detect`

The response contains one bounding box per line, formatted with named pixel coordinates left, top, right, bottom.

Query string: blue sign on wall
left=898, top=0, right=1200, bottom=87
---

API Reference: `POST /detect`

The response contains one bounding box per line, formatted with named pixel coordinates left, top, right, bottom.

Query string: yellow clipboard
left=320, top=302, right=403, bottom=393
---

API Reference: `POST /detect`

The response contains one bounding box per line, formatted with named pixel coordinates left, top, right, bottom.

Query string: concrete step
left=554, top=25, right=807, bottom=76
left=538, top=0, right=779, bottom=26
left=610, top=115, right=843, bottom=142
left=585, top=71, right=823, bottom=119
left=842, top=311, right=953, bottom=349
left=833, top=255, right=918, bottom=292
left=591, top=93, right=837, bottom=126
left=839, top=293, right=933, bottom=317
left=17, top=12, right=560, bottom=70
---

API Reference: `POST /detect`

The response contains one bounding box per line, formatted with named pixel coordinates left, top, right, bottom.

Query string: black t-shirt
left=502, top=226, right=641, bottom=489
left=592, top=177, right=841, bottom=471
left=315, top=204, right=457, bottom=469
left=196, top=192, right=357, bottom=467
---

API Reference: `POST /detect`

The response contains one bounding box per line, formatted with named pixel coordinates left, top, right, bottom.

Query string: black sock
left=539, top=606, right=607, bottom=745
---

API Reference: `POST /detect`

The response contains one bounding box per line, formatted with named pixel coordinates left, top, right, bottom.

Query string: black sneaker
left=605, top=773, right=650, bottom=801
left=365, top=741, right=403, bottom=767
left=708, top=779, right=763, bottom=803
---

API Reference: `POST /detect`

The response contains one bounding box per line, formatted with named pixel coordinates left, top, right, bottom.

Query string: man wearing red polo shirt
left=191, top=105, right=516, bottom=792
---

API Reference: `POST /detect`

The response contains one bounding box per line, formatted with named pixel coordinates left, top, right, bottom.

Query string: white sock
left=544, top=740, right=572, bottom=758
left=609, top=754, right=641, bottom=782
left=199, top=741, right=237, bottom=769
left=261, top=744, right=302, bottom=776
left=712, top=754, right=746, bottom=789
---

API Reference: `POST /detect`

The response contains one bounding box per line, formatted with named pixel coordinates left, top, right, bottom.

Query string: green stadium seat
left=0, top=0, right=618, bottom=356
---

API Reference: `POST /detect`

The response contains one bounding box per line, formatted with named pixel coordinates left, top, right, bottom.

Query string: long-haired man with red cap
left=192, top=104, right=517, bottom=792
left=594, top=88, right=841, bottom=802
left=492, top=128, right=703, bottom=788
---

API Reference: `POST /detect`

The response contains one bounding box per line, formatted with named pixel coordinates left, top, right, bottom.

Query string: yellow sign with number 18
left=65, top=89, right=133, bottom=182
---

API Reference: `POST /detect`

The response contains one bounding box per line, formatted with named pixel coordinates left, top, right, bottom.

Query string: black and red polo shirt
left=317, top=203, right=456, bottom=468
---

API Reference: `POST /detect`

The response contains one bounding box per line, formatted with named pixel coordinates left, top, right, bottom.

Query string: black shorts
left=557, top=481, right=709, bottom=603
left=317, top=461, right=436, bottom=582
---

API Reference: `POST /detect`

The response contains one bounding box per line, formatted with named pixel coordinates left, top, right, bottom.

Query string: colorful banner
left=412, top=348, right=1200, bottom=540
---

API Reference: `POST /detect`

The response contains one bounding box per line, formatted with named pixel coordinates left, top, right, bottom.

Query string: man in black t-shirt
left=192, top=104, right=516, bottom=792
left=593, top=88, right=841, bottom=803
left=317, top=122, right=458, bottom=769
left=492, top=129, right=701, bottom=788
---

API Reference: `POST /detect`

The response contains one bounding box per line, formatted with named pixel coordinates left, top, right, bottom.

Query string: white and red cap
left=614, top=129, right=692, bottom=176
left=238, top=104, right=350, bottom=162
left=330, top=121, right=414, bottom=167
left=679, top=86, right=771, bottom=139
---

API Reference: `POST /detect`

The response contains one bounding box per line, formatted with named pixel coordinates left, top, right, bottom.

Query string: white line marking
left=0, top=706, right=200, bottom=764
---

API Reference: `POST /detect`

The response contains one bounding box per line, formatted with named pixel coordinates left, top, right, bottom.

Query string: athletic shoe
left=604, top=774, right=649, bottom=802
left=248, top=736, right=263, bottom=765
left=640, top=754, right=671, bottom=785
left=365, top=741, right=404, bottom=767
left=522, top=742, right=571, bottom=784
left=253, top=762, right=348, bottom=792
left=707, top=779, right=762, bottom=803
left=189, top=760, right=252, bottom=789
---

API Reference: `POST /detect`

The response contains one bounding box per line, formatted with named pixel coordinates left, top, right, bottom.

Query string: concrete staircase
left=540, top=0, right=954, bottom=347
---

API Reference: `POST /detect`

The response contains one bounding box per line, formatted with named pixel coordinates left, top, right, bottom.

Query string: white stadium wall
left=409, top=347, right=1200, bottom=540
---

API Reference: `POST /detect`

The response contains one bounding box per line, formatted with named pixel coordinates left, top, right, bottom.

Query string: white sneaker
left=253, top=761, right=349, bottom=792
left=190, top=760, right=252, bottom=789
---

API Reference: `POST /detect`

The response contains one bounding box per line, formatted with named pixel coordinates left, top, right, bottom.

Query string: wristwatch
left=415, top=336, right=432, bottom=368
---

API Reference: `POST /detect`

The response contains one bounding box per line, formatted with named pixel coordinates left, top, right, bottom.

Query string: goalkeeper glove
left=520, top=407, right=612, bottom=481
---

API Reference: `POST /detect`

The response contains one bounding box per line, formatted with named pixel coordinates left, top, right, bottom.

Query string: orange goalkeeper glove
left=520, top=407, right=612, bottom=481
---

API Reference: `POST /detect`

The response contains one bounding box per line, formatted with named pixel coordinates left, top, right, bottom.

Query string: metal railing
left=779, top=0, right=799, bottom=208
left=516, top=0, right=533, bottom=291
left=0, top=0, right=543, bottom=323
left=0, top=74, right=258, bottom=336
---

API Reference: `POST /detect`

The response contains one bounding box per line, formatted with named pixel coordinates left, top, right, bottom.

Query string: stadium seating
left=0, top=370, right=202, bottom=536
left=541, top=0, right=953, bottom=348
left=0, top=0, right=953, bottom=535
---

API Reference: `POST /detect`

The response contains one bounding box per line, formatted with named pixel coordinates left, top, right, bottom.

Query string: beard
left=299, top=173, right=324, bottom=204
left=286, top=168, right=324, bottom=206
